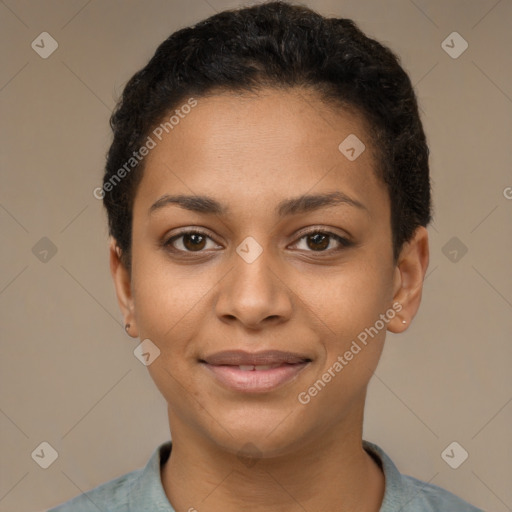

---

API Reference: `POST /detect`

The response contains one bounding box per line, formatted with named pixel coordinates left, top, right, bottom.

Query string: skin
left=110, top=88, right=429, bottom=512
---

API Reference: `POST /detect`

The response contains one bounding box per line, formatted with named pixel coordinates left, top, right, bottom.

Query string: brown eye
left=164, top=230, right=218, bottom=253
left=306, top=233, right=330, bottom=251
left=293, top=230, right=352, bottom=253
left=182, top=233, right=207, bottom=251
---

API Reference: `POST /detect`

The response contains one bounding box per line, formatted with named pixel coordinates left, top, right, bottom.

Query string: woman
left=50, top=2, right=483, bottom=510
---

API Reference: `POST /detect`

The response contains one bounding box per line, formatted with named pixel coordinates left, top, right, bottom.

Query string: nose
left=214, top=245, right=293, bottom=330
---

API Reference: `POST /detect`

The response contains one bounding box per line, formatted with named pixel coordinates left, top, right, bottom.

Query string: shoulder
left=46, top=441, right=173, bottom=512
left=363, top=440, right=485, bottom=512
left=47, top=468, right=141, bottom=512
left=400, top=474, right=485, bottom=511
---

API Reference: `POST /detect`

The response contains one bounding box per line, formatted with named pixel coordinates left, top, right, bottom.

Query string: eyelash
left=162, top=228, right=352, bottom=255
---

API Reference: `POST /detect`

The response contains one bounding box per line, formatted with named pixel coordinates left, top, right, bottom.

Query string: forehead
left=133, top=88, right=388, bottom=221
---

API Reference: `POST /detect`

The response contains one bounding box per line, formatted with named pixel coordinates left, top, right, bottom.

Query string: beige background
left=1, top=0, right=511, bottom=511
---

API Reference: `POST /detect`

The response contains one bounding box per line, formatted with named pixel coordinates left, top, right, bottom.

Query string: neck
left=161, top=412, right=384, bottom=512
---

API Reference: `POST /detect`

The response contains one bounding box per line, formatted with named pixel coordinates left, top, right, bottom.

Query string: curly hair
left=102, top=0, right=431, bottom=272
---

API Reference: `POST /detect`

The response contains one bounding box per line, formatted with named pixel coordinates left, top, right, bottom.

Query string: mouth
left=199, top=350, right=312, bottom=393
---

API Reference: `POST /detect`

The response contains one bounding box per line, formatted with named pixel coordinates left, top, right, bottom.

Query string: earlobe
left=109, top=238, right=139, bottom=337
left=387, top=226, right=429, bottom=333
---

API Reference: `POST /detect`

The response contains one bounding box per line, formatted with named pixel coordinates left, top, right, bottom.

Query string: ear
left=387, top=226, right=429, bottom=333
left=109, top=237, right=139, bottom=338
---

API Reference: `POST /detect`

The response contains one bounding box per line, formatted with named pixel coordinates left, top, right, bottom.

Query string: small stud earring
left=402, top=320, right=407, bottom=324
left=125, top=323, right=131, bottom=332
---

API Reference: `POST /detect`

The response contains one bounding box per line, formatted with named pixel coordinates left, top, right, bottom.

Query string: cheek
left=302, top=254, right=393, bottom=392
left=301, top=257, right=393, bottom=339
left=130, top=257, right=207, bottom=403
left=130, top=242, right=211, bottom=338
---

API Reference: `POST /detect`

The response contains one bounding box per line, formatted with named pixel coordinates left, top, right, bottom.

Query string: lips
left=237, top=364, right=282, bottom=371
left=199, top=350, right=312, bottom=392
left=200, top=349, right=311, bottom=366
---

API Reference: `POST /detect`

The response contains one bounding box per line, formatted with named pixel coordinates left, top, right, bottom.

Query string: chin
left=202, top=413, right=312, bottom=460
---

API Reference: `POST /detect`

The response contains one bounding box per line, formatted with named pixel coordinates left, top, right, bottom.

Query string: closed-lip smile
left=199, top=350, right=312, bottom=392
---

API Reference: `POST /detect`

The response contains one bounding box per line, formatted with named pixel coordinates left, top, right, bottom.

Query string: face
left=111, top=88, right=427, bottom=459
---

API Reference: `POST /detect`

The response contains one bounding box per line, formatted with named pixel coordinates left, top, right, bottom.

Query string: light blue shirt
left=48, top=440, right=484, bottom=511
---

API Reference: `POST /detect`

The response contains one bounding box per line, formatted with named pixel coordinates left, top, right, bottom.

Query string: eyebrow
left=148, top=191, right=367, bottom=218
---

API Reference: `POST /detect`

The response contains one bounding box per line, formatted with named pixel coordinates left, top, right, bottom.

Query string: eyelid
left=290, top=227, right=352, bottom=251
left=163, top=228, right=221, bottom=251
left=293, top=225, right=352, bottom=242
